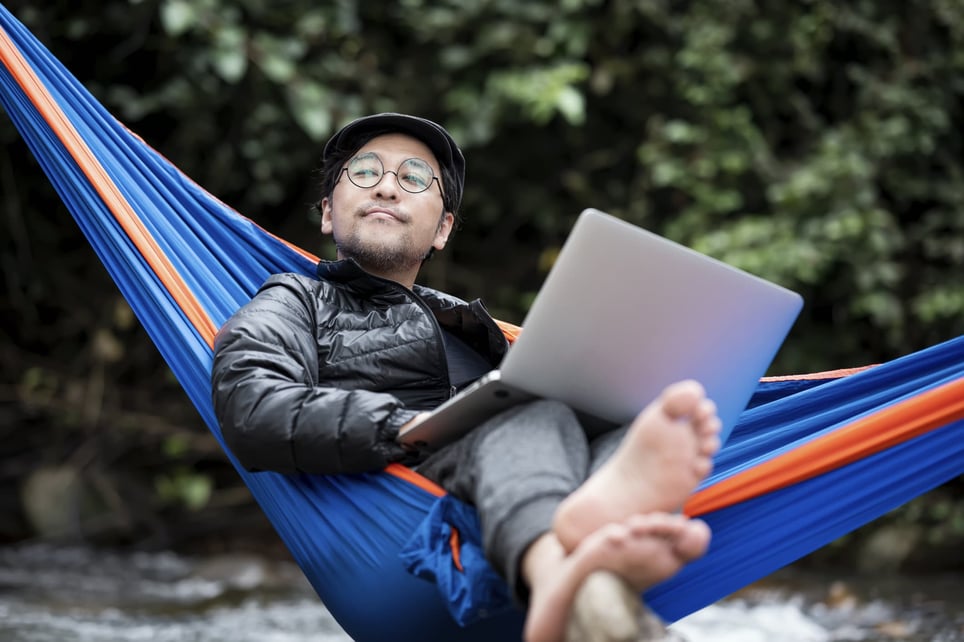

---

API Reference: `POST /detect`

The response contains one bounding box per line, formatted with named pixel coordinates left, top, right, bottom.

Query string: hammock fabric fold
left=3, top=6, right=962, bottom=640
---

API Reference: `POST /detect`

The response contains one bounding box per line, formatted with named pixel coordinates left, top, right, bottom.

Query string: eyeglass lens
left=346, top=152, right=436, bottom=193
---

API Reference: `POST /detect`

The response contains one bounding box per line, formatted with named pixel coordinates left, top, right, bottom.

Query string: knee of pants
left=489, top=398, right=588, bottom=460
left=471, top=398, right=587, bottom=465
left=512, top=398, right=579, bottom=425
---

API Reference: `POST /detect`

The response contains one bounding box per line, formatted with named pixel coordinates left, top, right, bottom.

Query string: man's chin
left=337, top=240, right=423, bottom=272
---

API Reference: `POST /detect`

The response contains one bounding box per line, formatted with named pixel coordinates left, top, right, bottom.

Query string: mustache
left=358, top=202, right=407, bottom=222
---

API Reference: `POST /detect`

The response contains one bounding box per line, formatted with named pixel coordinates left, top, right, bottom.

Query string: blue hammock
left=2, top=6, right=963, bottom=640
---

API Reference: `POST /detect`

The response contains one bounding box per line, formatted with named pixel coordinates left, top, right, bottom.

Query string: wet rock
left=19, top=466, right=91, bottom=538
left=566, top=571, right=684, bottom=642
left=191, top=553, right=311, bottom=593
left=823, top=580, right=858, bottom=610
left=855, top=524, right=922, bottom=573
left=19, top=465, right=138, bottom=542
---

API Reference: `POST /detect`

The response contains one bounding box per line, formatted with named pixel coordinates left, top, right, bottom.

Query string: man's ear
left=320, top=197, right=333, bottom=235
left=433, top=211, right=455, bottom=250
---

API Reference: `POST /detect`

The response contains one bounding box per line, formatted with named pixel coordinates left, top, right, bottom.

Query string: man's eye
left=401, top=173, right=430, bottom=189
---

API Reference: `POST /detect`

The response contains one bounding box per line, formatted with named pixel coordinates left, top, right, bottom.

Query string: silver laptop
left=398, top=208, right=803, bottom=452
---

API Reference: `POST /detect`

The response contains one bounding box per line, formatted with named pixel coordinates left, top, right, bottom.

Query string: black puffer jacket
left=211, top=259, right=509, bottom=475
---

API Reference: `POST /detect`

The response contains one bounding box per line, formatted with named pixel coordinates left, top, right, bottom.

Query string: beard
left=334, top=220, right=433, bottom=274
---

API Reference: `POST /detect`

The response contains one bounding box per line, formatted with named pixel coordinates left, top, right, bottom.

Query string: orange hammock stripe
left=386, top=463, right=447, bottom=497
left=761, top=365, right=874, bottom=382
left=684, top=375, right=964, bottom=516
left=495, top=320, right=522, bottom=344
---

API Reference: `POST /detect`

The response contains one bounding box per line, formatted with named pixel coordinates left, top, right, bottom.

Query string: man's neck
left=339, top=255, right=419, bottom=290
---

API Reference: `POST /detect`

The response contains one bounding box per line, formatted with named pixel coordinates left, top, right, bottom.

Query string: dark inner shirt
left=440, top=328, right=492, bottom=390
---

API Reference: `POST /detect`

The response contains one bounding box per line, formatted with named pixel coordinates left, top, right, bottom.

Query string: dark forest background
left=1, top=1, right=961, bottom=566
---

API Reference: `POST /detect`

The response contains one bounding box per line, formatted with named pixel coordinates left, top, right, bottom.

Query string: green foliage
left=155, top=467, right=213, bottom=511
left=2, top=0, right=962, bottom=378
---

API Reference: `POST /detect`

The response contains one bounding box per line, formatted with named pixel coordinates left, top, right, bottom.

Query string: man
left=211, top=113, right=721, bottom=642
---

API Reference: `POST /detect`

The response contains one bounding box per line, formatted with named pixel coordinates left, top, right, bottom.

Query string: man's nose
left=374, top=171, right=401, bottom=199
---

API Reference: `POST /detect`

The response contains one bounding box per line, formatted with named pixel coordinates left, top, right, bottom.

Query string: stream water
left=0, top=544, right=960, bottom=641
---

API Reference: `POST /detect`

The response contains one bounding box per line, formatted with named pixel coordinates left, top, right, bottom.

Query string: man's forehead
left=355, top=133, right=440, bottom=170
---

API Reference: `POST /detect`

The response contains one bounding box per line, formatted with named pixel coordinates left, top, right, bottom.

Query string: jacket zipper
left=386, top=281, right=456, bottom=399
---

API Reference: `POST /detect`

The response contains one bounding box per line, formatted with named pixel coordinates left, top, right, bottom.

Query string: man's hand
left=399, top=411, right=432, bottom=435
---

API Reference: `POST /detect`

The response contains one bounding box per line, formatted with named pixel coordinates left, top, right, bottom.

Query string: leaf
left=181, top=475, right=213, bottom=511
left=155, top=470, right=213, bottom=511
left=211, top=24, right=248, bottom=83
left=286, top=80, right=332, bottom=141
left=159, top=0, right=196, bottom=37
left=252, top=33, right=300, bottom=83
left=162, top=435, right=191, bottom=458
left=555, top=86, right=585, bottom=125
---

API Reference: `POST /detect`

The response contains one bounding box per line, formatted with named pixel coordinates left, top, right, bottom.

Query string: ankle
left=520, top=533, right=564, bottom=593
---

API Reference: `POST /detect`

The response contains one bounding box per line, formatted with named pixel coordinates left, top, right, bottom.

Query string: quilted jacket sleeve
left=210, top=274, right=419, bottom=475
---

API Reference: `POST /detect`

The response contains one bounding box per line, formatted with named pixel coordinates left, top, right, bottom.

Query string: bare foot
left=553, top=380, right=721, bottom=553
left=612, top=513, right=710, bottom=588
left=523, top=513, right=711, bottom=642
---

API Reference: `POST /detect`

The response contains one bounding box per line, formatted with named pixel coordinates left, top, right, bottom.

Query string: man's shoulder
left=261, top=271, right=323, bottom=292
left=247, top=272, right=325, bottom=306
left=221, top=272, right=318, bottom=324
left=259, top=271, right=398, bottom=316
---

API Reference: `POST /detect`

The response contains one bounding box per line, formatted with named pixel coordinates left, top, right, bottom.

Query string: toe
left=695, top=398, right=718, bottom=422
left=624, top=512, right=686, bottom=540
left=661, top=380, right=706, bottom=419
left=692, top=457, right=713, bottom=480
left=674, top=520, right=712, bottom=560
left=700, top=434, right=721, bottom=457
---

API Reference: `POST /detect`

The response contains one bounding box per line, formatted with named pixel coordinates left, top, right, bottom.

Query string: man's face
left=321, top=133, right=454, bottom=277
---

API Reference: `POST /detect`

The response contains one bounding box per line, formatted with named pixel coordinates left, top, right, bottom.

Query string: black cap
left=322, top=112, right=465, bottom=212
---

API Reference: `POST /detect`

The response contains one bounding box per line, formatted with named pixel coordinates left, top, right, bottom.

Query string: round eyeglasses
left=340, top=152, right=441, bottom=194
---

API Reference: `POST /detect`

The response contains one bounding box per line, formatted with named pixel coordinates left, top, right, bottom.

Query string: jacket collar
left=315, top=257, right=376, bottom=286
left=315, top=259, right=509, bottom=363
left=315, top=258, right=462, bottom=309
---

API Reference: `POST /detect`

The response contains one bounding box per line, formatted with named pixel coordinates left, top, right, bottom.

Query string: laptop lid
left=496, top=208, right=803, bottom=443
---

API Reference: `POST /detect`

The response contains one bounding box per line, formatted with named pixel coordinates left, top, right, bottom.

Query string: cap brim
left=323, top=112, right=463, bottom=178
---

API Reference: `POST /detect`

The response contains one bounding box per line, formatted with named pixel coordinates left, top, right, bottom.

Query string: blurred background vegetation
left=0, top=0, right=961, bottom=562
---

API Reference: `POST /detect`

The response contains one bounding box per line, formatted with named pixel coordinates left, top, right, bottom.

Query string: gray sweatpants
left=416, top=399, right=627, bottom=602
